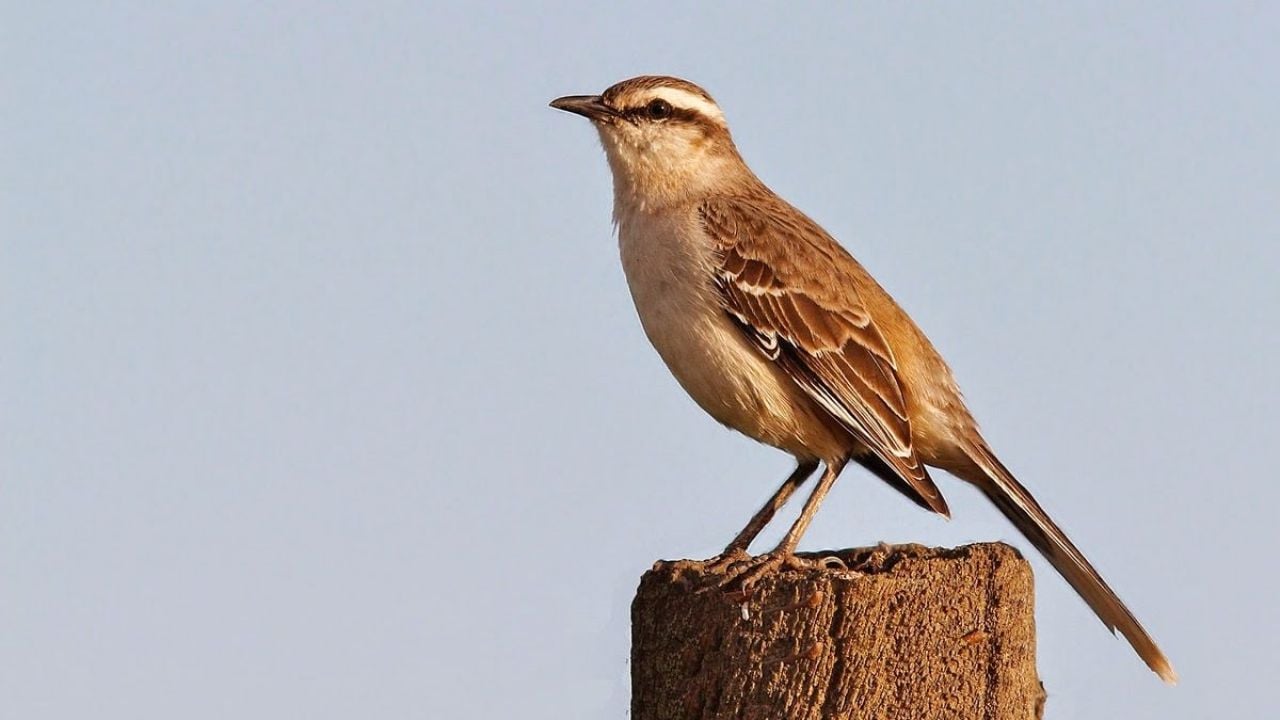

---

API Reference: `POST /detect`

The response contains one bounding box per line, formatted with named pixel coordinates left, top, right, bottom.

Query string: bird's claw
left=714, top=552, right=811, bottom=594
left=705, top=547, right=750, bottom=574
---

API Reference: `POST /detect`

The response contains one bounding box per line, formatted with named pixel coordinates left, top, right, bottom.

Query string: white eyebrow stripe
left=646, top=87, right=725, bottom=123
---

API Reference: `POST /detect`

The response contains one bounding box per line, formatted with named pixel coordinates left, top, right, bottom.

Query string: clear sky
left=4, top=3, right=1277, bottom=718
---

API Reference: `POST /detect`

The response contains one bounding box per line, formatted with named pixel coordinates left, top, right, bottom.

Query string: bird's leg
left=707, top=458, right=819, bottom=571
left=720, top=459, right=847, bottom=588
left=773, top=458, right=845, bottom=555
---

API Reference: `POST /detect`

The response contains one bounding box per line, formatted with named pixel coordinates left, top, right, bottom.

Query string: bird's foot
left=704, top=547, right=750, bottom=574
left=714, top=551, right=811, bottom=595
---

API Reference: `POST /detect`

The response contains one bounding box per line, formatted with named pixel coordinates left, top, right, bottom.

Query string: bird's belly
left=639, top=289, right=780, bottom=433
left=619, top=231, right=840, bottom=459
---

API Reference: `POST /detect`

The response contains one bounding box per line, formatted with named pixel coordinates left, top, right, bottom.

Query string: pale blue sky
left=4, top=3, right=1277, bottom=718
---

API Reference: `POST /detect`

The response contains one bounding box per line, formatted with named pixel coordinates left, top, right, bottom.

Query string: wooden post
left=631, top=543, right=1045, bottom=720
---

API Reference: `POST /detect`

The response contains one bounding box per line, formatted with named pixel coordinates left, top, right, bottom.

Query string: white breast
left=615, top=206, right=841, bottom=460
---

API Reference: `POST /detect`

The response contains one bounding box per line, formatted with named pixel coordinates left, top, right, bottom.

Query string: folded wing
left=701, top=197, right=949, bottom=516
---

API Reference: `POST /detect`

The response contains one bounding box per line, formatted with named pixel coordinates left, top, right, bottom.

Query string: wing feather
left=703, top=197, right=949, bottom=516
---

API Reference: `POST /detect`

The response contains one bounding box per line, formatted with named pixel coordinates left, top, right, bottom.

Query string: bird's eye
left=646, top=99, right=673, bottom=120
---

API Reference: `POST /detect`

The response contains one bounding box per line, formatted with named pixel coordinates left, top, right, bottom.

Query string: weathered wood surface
left=632, top=543, right=1044, bottom=720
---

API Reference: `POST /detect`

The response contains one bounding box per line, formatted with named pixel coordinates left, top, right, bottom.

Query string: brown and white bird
left=550, top=75, right=1175, bottom=684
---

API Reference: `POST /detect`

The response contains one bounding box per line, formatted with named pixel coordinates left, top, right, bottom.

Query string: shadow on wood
left=631, top=543, right=1045, bottom=720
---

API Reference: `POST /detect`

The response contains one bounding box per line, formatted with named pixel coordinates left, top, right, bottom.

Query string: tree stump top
left=632, top=542, right=1044, bottom=720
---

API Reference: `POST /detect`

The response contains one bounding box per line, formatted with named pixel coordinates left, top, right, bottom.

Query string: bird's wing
left=700, top=196, right=948, bottom=516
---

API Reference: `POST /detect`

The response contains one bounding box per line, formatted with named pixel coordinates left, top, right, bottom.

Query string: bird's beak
left=549, top=94, right=616, bottom=121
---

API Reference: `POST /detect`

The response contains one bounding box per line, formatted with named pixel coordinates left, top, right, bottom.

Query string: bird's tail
left=959, top=441, right=1177, bottom=685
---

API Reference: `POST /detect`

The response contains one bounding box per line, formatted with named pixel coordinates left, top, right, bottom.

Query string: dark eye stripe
left=621, top=104, right=711, bottom=125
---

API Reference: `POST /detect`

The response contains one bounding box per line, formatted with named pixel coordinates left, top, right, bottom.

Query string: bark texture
left=632, top=543, right=1044, bottom=720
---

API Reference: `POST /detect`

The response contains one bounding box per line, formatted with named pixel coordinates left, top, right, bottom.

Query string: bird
left=549, top=75, right=1176, bottom=684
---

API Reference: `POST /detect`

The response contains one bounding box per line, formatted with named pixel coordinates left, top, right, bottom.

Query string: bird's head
left=551, top=76, right=750, bottom=210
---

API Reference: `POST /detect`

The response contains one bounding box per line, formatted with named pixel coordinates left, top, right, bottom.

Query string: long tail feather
left=962, top=442, right=1177, bottom=684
